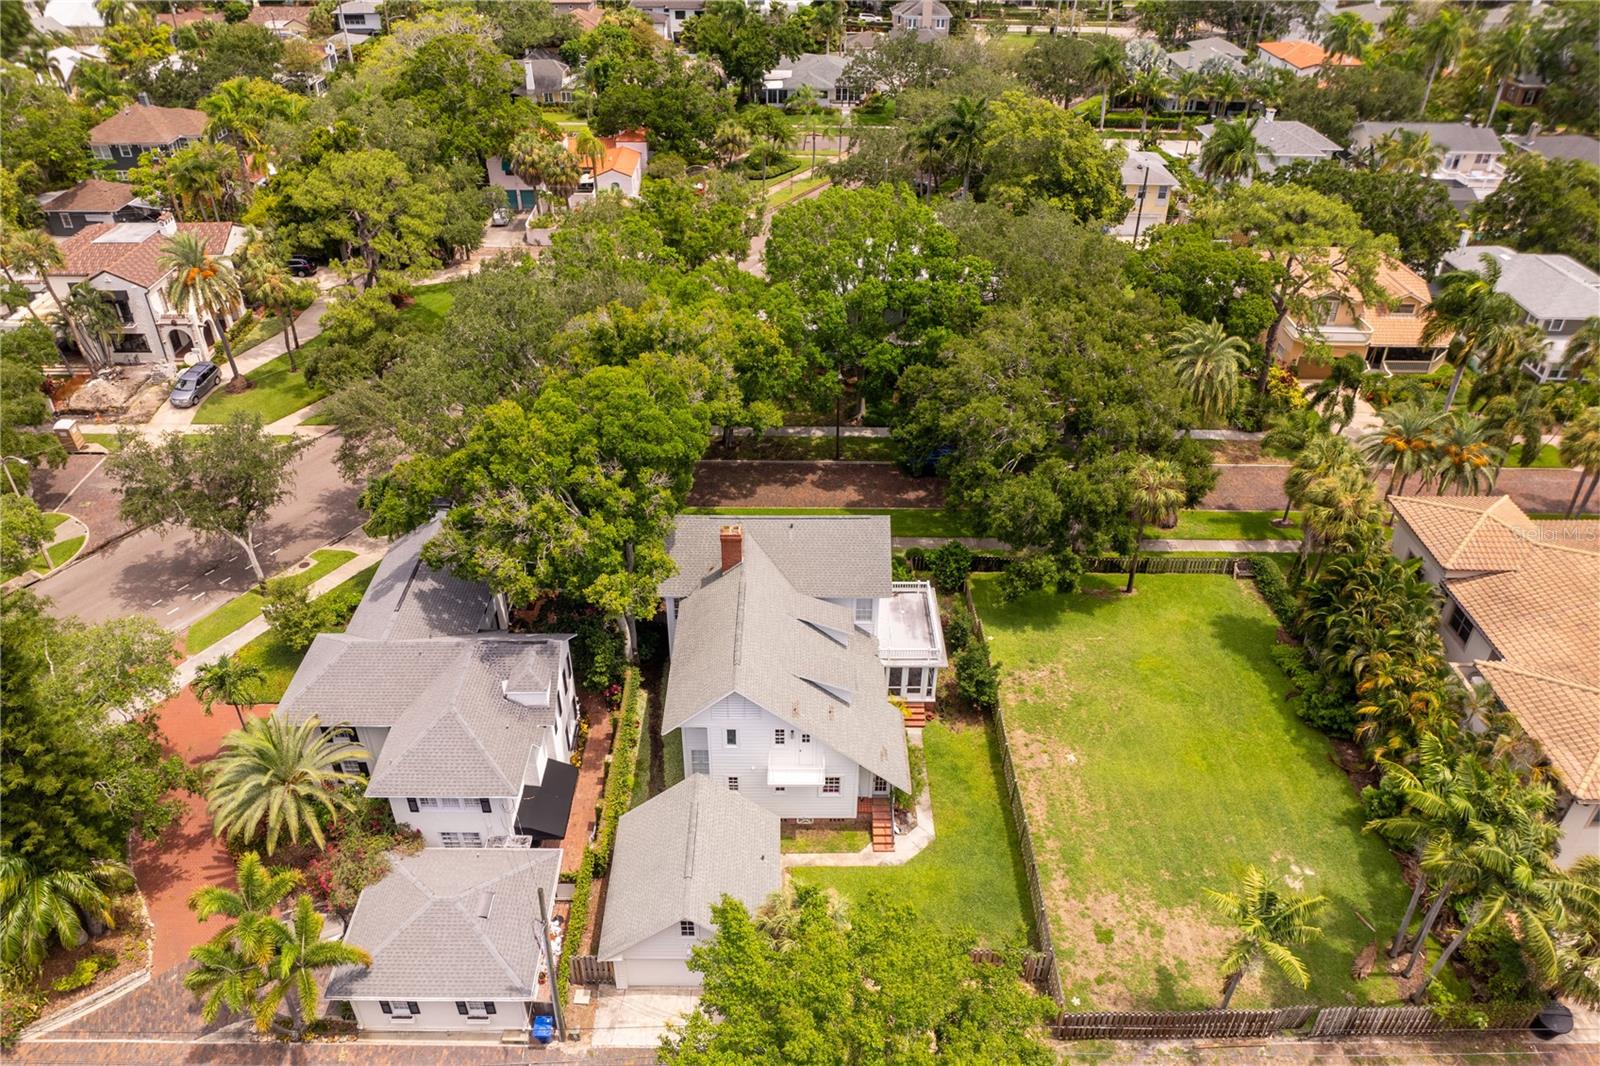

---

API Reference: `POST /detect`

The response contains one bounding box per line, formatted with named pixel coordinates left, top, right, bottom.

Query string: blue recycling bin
left=531, top=1014, right=555, bottom=1045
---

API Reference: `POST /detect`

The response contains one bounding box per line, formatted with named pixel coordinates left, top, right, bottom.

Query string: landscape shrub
left=894, top=741, right=927, bottom=809
left=953, top=640, right=1000, bottom=713
left=927, top=540, right=974, bottom=594
left=49, top=952, right=115, bottom=993
left=1270, top=643, right=1358, bottom=737
left=1250, top=555, right=1299, bottom=630
left=891, top=553, right=915, bottom=581
left=260, top=579, right=340, bottom=653
left=996, top=552, right=1057, bottom=603
left=942, top=608, right=971, bottom=654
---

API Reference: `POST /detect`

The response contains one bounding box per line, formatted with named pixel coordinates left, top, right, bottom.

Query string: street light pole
left=1, top=455, right=28, bottom=498
left=1132, top=161, right=1151, bottom=247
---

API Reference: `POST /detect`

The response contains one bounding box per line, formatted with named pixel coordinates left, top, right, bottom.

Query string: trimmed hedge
left=556, top=668, right=644, bottom=1007
left=1250, top=554, right=1298, bottom=629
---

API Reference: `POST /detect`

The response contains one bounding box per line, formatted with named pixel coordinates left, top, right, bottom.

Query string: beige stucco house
left=1271, top=254, right=1450, bottom=379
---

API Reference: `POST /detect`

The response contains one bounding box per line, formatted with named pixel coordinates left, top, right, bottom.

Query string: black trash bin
left=1531, top=1000, right=1573, bottom=1041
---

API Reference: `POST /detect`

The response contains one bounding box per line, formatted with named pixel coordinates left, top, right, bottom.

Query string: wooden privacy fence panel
left=1053, top=1006, right=1316, bottom=1040
left=1309, top=1005, right=1443, bottom=1038
left=1085, top=556, right=1239, bottom=576
left=567, top=955, right=614, bottom=986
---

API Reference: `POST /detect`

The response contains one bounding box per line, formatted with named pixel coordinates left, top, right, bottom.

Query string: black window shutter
left=456, top=1001, right=468, bottom=1016
left=406, top=798, right=418, bottom=812
left=485, top=1002, right=496, bottom=1015
left=408, top=1002, right=419, bottom=1014
left=479, top=798, right=492, bottom=813
left=379, top=1001, right=392, bottom=1015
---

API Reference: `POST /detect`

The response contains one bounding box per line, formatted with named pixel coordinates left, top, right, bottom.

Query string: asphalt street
left=30, top=433, right=366, bottom=631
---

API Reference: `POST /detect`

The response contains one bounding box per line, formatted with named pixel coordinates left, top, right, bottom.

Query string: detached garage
left=598, top=775, right=780, bottom=990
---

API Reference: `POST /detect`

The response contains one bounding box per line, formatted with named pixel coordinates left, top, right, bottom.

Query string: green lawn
left=2, top=513, right=75, bottom=579
left=1160, top=510, right=1303, bottom=542
left=682, top=506, right=979, bottom=539
left=974, top=573, right=1411, bottom=1010
left=1505, top=443, right=1566, bottom=469
left=791, top=721, right=1033, bottom=948
left=192, top=351, right=326, bottom=426
left=183, top=549, right=356, bottom=655
left=230, top=312, right=286, bottom=355
left=234, top=563, right=380, bottom=702
left=769, top=176, right=829, bottom=208
left=42, top=534, right=84, bottom=570
left=711, top=435, right=898, bottom=461
left=782, top=827, right=870, bottom=854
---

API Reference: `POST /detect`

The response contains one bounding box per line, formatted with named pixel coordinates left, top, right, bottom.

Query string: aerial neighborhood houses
left=760, top=53, right=860, bottom=109
left=1441, top=246, right=1600, bottom=382
left=1196, top=110, right=1341, bottom=178
left=1388, top=496, right=1600, bottom=868
left=487, top=130, right=651, bottom=211
left=1255, top=38, right=1362, bottom=77
left=37, top=178, right=160, bottom=238
left=88, top=103, right=207, bottom=179
left=1273, top=254, right=1451, bottom=378
left=890, top=0, right=952, bottom=40
left=1110, top=149, right=1178, bottom=243
left=1349, top=122, right=1509, bottom=207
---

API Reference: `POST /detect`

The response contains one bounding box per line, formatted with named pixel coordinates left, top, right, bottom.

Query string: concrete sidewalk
left=1142, top=539, right=1300, bottom=553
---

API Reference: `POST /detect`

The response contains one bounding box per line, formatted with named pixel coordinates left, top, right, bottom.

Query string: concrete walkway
left=718, top=425, right=891, bottom=439
left=783, top=732, right=935, bottom=868
left=1142, top=538, right=1299, bottom=553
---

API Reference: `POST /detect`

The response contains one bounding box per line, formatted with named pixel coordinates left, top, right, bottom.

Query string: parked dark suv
left=287, top=256, right=317, bottom=277
left=169, top=362, right=221, bottom=408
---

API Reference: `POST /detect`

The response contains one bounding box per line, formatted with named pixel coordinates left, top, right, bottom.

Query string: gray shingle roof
left=1121, top=149, right=1178, bottom=187
left=1166, top=36, right=1246, bottom=75
left=1198, top=117, right=1341, bottom=159
left=660, top=515, right=892, bottom=599
left=1349, top=122, right=1505, bottom=155
left=345, top=517, right=495, bottom=642
left=1441, top=246, right=1600, bottom=323
left=764, top=53, right=851, bottom=93
left=597, top=776, right=780, bottom=960
left=663, top=538, right=911, bottom=791
left=278, top=635, right=572, bottom=796
left=1515, top=134, right=1600, bottom=166
left=327, top=849, right=562, bottom=1001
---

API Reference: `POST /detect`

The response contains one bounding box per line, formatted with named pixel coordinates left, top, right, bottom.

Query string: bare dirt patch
left=1051, top=888, right=1237, bottom=1011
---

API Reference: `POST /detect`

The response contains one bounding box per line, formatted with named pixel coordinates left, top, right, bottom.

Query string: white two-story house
left=659, top=519, right=930, bottom=821
left=277, top=518, right=581, bottom=849
left=1389, top=495, right=1600, bottom=868
left=1349, top=122, right=1507, bottom=210
left=1440, top=246, right=1600, bottom=383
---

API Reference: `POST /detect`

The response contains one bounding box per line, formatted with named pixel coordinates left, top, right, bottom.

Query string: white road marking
left=149, top=599, right=163, bottom=607
left=165, top=606, right=180, bottom=616
left=218, top=576, right=231, bottom=585
left=59, top=455, right=108, bottom=505
left=190, top=592, right=205, bottom=601
left=203, top=567, right=216, bottom=575
left=176, top=582, right=190, bottom=591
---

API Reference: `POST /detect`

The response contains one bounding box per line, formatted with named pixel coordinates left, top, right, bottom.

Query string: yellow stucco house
left=1271, top=255, right=1451, bottom=380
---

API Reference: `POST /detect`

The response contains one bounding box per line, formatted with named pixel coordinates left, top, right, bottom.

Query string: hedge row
left=556, top=667, right=644, bottom=1007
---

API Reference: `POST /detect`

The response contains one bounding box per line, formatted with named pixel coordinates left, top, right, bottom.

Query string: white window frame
left=1542, top=319, right=1566, bottom=332
left=854, top=599, right=873, bottom=623
left=461, top=1000, right=494, bottom=1022
left=773, top=729, right=786, bottom=745
left=822, top=776, right=841, bottom=794
left=439, top=831, right=483, bottom=848
left=680, top=920, right=696, bottom=936
left=417, top=797, right=464, bottom=810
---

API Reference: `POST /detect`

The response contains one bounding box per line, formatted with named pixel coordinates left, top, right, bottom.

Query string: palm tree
left=1374, top=129, right=1442, bottom=176
left=256, top=895, right=371, bottom=1037
left=906, top=121, right=948, bottom=199
left=1559, top=317, right=1600, bottom=382
left=713, top=120, right=752, bottom=168
left=1413, top=4, right=1469, bottom=117
left=1360, top=401, right=1441, bottom=516
left=0, top=227, right=67, bottom=324
left=0, top=855, right=128, bottom=976
left=160, top=231, right=244, bottom=380
left=58, top=282, right=122, bottom=369
left=811, top=0, right=844, bottom=53
left=1306, top=354, right=1367, bottom=432
left=940, top=95, right=990, bottom=196
left=1551, top=857, right=1600, bottom=1009
left=1172, top=70, right=1205, bottom=117
left=1479, top=16, right=1537, bottom=127
left=1124, top=457, right=1186, bottom=594
left=206, top=715, right=368, bottom=855
left=1422, top=255, right=1521, bottom=411
left=71, top=61, right=133, bottom=112
left=193, top=654, right=265, bottom=728
left=1429, top=412, right=1501, bottom=496
left=189, top=852, right=302, bottom=962
left=1299, top=464, right=1376, bottom=582
left=1198, top=117, right=1259, bottom=185
left=572, top=129, right=606, bottom=188
left=240, top=259, right=304, bottom=369
left=1477, top=319, right=1547, bottom=382
left=1130, top=68, right=1172, bottom=136
left=1204, top=866, right=1325, bottom=1009
left=1087, top=39, right=1126, bottom=130
left=1206, top=69, right=1242, bottom=119
left=1166, top=320, right=1251, bottom=425
left=1559, top=407, right=1600, bottom=516
left=1283, top=434, right=1361, bottom=546
left=185, top=938, right=267, bottom=1026
left=1321, top=12, right=1373, bottom=62
left=1263, top=408, right=1328, bottom=525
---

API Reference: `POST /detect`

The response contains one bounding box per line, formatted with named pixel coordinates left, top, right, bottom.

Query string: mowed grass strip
left=183, top=548, right=356, bottom=655
left=791, top=720, right=1033, bottom=948
left=974, top=573, right=1409, bottom=1010
left=1160, top=510, right=1302, bottom=541
left=234, top=562, right=380, bottom=702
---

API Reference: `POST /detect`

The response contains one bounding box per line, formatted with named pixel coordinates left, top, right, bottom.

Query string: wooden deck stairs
left=902, top=703, right=933, bottom=728
left=869, top=797, right=894, bottom=852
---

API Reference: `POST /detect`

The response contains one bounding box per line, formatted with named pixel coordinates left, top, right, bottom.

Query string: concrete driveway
left=588, top=988, right=700, bottom=1049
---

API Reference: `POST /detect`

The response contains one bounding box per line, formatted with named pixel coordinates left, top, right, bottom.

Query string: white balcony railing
left=1284, top=315, right=1373, bottom=348
left=878, top=581, right=947, bottom=667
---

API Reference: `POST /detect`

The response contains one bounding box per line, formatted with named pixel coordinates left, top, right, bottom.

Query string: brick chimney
left=719, top=525, right=743, bottom=572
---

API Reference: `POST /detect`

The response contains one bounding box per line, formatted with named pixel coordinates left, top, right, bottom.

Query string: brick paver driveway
left=1204, top=463, right=1596, bottom=515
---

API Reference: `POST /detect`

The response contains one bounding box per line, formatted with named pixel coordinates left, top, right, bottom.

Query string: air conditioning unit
left=503, top=835, right=533, bottom=848
left=794, top=818, right=814, bottom=825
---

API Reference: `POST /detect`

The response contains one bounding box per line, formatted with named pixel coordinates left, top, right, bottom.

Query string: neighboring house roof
left=843, top=30, right=879, bottom=51
left=763, top=53, right=851, bottom=93
left=598, top=776, right=781, bottom=960
left=1441, top=246, right=1600, bottom=323
left=523, top=56, right=572, bottom=94
left=1121, top=149, right=1178, bottom=187
left=891, top=0, right=951, bottom=15
left=1257, top=39, right=1358, bottom=70
left=1167, top=35, right=1246, bottom=75
left=562, top=133, right=641, bottom=179
left=327, top=849, right=562, bottom=1002
left=38, top=179, right=140, bottom=215
left=344, top=517, right=495, bottom=642
left=1475, top=661, right=1600, bottom=802
left=42, top=0, right=101, bottom=29
left=1512, top=133, right=1600, bottom=166
left=88, top=104, right=207, bottom=147
left=247, top=4, right=313, bottom=31
left=1196, top=116, right=1339, bottom=160
left=336, top=0, right=379, bottom=14
left=278, top=633, right=571, bottom=796
left=663, top=537, right=911, bottom=790
left=568, top=7, right=604, bottom=31
left=1349, top=122, right=1504, bottom=156
left=1389, top=495, right=1539, bottom=573
left=661, top=515, right=892, bottom=599
left=1368, top=258, right=1442, bottom=348
left=1447, top=541, right=1600, bottom=689
left=55, top=221, right=235, bottom=288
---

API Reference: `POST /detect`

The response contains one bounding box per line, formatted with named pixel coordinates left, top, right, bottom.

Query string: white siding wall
left=610, top=921, right=709, bottom=989
left=1557, top=800, right=1600, bottom=869
left=678, top=694, right=864, bottom=818
left=824, top=596, right=879, bottom=637
left=349, top=997, right=530, bottom=1033
left=1389, top=522, right=1500, bottom=666
left=384, top=797, right=518, bottom=847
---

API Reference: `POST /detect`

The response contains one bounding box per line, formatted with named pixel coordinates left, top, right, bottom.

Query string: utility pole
left=536, top=886, right=567, bottom=1042
left=1132, top=160, right=1151, bottom=247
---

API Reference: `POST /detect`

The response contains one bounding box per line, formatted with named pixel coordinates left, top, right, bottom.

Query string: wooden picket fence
left=1052, top=1006, right=1316, bottom=1040
left=1084, top=555, right=1240, bottom=576
left=1307, top=1005, right=1444, bottom=1038
left=567, top=955, right=614, bottom=986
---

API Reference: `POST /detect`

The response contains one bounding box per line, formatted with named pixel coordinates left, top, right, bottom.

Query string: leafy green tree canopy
left=1471, top=153, right=1600, bottom=273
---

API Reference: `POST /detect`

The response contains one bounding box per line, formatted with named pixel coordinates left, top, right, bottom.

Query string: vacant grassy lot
left=790, top=720, right=1033, bottom=948
left=974, top=573, right=1410, bottom=1010
left=234, top=563, right=379, bottom=702
left=683, top=505, right=978, bottom=539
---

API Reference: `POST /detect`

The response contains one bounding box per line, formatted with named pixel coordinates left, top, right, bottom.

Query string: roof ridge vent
left=683, top=799, right=698, bottom=882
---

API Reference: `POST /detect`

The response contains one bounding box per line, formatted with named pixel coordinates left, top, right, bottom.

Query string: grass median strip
left=183, top=548, right=356, bottom=655
left=234, top=563, right=380, bottom=702
left=1160, top=510, right=1303, bottom=541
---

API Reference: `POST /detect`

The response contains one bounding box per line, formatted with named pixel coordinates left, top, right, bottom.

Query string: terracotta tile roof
left=40, top=179, right=138, bottom=214
left=1369, top=258, right=1445, bottom=349
left=1389, top=495, right=1538, bottom=572
left=1257, top=39, right=1361, bottom=70
left=562, top=133, right=641, bottom=180
left=247, top=4, right=312, bottom=29
left=1476, top=661, right=1600, bottom=801
left=89, top=104, right=207, bottom=147
left=1449, top=541, right=1600, bottom=688
left=57, top=221, right=236, bottom=288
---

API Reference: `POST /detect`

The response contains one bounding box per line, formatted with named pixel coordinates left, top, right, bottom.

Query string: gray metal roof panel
left=344, top=517, right=494, bottom=642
